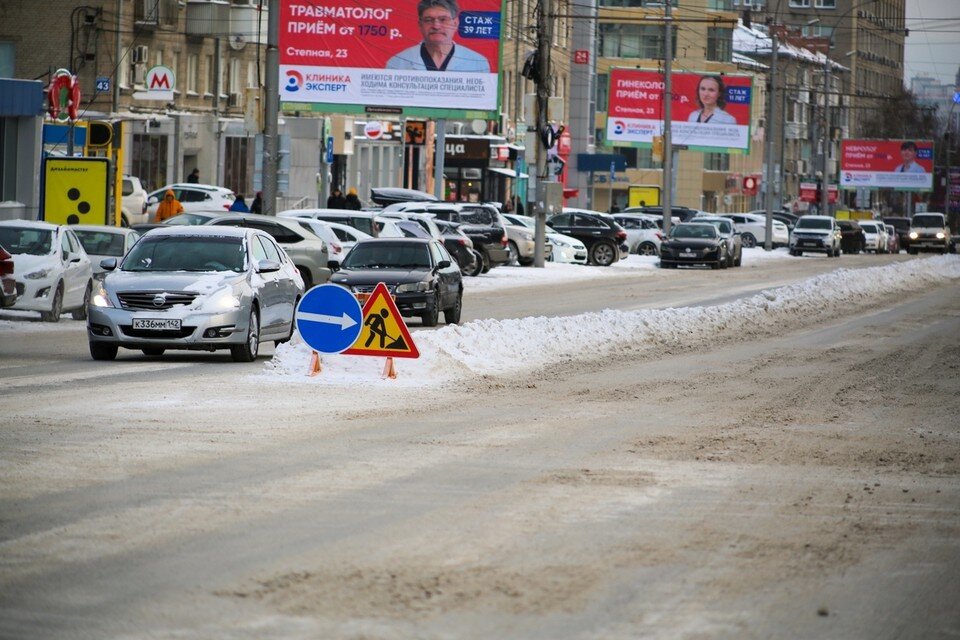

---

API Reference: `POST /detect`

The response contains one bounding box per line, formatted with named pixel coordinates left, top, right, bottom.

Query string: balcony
left=185, top=0, right=230, bottom=38
left=231, top=4, right=269, bottom=46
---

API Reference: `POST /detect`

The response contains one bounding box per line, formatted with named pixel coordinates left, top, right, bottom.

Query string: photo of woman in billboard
left=386, top=0, right=490, bottom=72
left=687, top=75, right=737, bottom=125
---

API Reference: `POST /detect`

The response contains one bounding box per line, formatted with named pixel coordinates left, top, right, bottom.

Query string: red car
left=0, top=244, right=16, bottom=308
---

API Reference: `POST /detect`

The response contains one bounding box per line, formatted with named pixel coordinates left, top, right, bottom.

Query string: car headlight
left=396, top=281, right=430, bottom=293
left=520, top=232, right=534, bottom=241
left=204, top=287, right=241, bottom=311
left=936, top=232, right=945, bottom=239
left=552, top=238, right=570, bottom=247
left=92, top=283, right=114, bottom=308
left=24, top=268, right=52, bottom=280
left=909, top=231, right=919, bottom=239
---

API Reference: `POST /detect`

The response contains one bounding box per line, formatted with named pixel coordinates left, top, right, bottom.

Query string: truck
left=628, top=185, right=661, bottom=209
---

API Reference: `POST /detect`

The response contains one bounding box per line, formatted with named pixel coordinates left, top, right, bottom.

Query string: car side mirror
left=437, top=260, right=452, bottom=270
left=327, top=259, right=340, bottom=272
left=256, top=259, right=281, bottom=273
left=147, top=195, right=159, bottom=204
left=100, top=257, right=118, bottom=271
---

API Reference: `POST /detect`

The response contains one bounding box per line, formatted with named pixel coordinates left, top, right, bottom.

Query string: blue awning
left=0, top=78, right=45, bottom=117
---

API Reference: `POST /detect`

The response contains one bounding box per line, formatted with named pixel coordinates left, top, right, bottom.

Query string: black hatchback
left=328, top=238, right=462, bottom=326
left=547, top=209, right=627, bottom=266
left=836, top=220, right=866, bottom=254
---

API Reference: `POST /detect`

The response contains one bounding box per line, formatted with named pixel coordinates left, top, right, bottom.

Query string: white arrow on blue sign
left=295, top=284, right=363, bottom=354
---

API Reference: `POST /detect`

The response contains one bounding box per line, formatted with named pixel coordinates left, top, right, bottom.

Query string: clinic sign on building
left=278, top=0, right=503, bottom=118
left=605, top=68, right=754, bottom=154
left=839, top=140, right=934, bottom=191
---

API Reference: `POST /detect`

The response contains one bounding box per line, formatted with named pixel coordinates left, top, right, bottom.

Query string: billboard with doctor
left=279, top=0, right=503, bottom=117
left=840, top=139, right=934, bottom=191
left=605, top=68, right=754, bottom=153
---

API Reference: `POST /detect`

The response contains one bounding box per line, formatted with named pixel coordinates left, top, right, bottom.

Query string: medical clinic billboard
left=279, top=0, right=503, bottom=118
left=606, top=68, right=753, bottom=153
left=840, top=139, right=934, bottom=191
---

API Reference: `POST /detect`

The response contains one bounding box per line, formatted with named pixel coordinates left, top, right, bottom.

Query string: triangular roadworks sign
left=343, top=282, right=420, bottom=359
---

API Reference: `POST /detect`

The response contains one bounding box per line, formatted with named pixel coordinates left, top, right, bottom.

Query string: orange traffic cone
left=382, top=356, right=397, bottom=380
left=308, top=350, right=322, bottom=376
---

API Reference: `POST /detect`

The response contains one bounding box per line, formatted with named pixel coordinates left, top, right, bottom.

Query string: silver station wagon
left=87, top=226, right=304, bottom=362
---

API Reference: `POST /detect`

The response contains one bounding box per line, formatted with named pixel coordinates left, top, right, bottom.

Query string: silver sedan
left=87, top=226, right=304, bottom=362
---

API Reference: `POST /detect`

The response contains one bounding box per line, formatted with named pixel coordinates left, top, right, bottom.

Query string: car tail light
left=0, top=260, right=11, bottom=277
left=500, top=232, right=508, bottom=246
left=332, top=241, right=342, bottom=253
left=616, top=230, right=627, bottom=242
left=457, top=238, right=467, bottom=246
left=655, top=232, right=664, bottom=241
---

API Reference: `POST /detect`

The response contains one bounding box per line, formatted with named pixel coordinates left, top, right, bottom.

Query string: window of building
left=187, top=54, right=198, bottom=94
left=229, top=58, right=241, bottom=95
left=0, top=41, right=13, bottom=78
left=224, top=137, right=252, bottom=196
left=130, top=134, right=168, bottom=193
left=703, top=153, right=730, bottom=171
left=706, top=28, right=732, bottom=62
left=708, top=0, right=734, bottom=10
left=802, top=24, right=834, bottom=38
left=635, top=147, right=661, bottom=169
left=247, top=60, right=257, bottom=88
left=788, top=0, right=810, bottom=7
left=596, top=73, right=609, bottom=112
left=600, top=0, right=677, bottom=5
left=0, top=118, right=19, bottom=202
left=599, top=24, right=677, bottom=59
left=814, top=0, right=835, bottom=7
left=205, top=55, right=214, bottom=96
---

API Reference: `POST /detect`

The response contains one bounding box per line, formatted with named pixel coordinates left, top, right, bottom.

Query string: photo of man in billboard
left=893, top=141, right=926, bottom=174
left=386, top=0, right=490, bottom=72
left=687, top=76, right=737, bottom=125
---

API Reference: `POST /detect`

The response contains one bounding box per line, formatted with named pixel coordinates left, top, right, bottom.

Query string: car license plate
left=679, top=251, right=696, bottom=258
left=132, top=318, right=181, bottom=331
left=800, top=241, right=815, bottom=246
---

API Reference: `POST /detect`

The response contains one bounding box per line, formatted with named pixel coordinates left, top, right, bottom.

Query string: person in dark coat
left=344, top=187, right=362, bottom=210
left=186, top=168, right=200, bottom=183
left=229, top=193, right=250, bottom=212
left=327, top=188, right=346, bottom=209
left=250, top=191, right=263, bottom=214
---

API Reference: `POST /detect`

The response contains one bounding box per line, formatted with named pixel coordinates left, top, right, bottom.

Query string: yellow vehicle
left=628, top=185, right=661, bottom=208
left=835, top=209, right=874, bottom=221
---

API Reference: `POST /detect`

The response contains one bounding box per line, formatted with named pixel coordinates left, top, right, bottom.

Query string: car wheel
left=720, top=254, right=729, bottom=268
left=89, top=341, right=118, bottom=361
left=741, top=233, right=757, bottom=248
left=444, top=289, right=462, bottom=325
left=230, top=308, right=260, bottom=362
left=141, top=348, right=165, bottom=356
left=71, top=281, right=92, bottom=320
left=908, top=248, right=917, bottom=255
left=734, top=251, right=742, bottom=267
left=421, top=292, right=440, bottom=327
left=659, top=260, right=673, bottom=269
left=466, top=250, right=484, bottom=277
left=637, top=242, right=658, bottom=256
left=507, top=241, right=520, bottom=266
left=590, top=241, right=616, bottom=267
left=296, top=266, right=312, bottom=290
left=40, top=283, right=64, bottom=323
left=479, top=250, right=491, bottom=274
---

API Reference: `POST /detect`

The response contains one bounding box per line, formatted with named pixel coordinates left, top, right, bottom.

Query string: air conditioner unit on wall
left=133, top=45, right=149, bottom=64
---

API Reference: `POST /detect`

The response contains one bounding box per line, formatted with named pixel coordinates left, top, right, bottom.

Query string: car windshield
left=122, top=235, right=245, bottom=272
left=0, top=227, right=54, bottom=255
left=912, top=215, right=944, bottom=227
left=342, top=243, right=431, bottom=269
left=73, top=230, right=127, bottom=256
left=671, top=225, right=717, bottom=239
left=796, top=218, right=832, bottom=230
left=701, top=220, right=732, bottom=234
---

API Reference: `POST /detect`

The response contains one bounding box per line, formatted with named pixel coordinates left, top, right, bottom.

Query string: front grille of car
left=120, top=325, right=197, bottom=339
left=352, top=284, right=396, bottom=295
left=117, top=291, right=198, bottom=311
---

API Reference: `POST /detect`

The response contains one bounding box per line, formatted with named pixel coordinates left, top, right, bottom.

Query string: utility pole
left=820, top=53, right=830, bottom=218
left=262, top=0, right=280, bottom=215
left=763, top=25, right=778, bottom=250
left=533, top=0, right=553, bottom=267
left=112, top=0, right=122, bottom=114
left=661, top=0, right=673, bottom=237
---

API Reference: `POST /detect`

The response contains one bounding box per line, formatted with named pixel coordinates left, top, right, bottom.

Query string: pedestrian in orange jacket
left=155, top=189, right=184, bottom=222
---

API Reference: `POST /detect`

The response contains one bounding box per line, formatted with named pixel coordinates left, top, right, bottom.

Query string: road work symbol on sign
left=295, top=284, right=363, bottom=354
left=344, top=282, right=420, bottom=359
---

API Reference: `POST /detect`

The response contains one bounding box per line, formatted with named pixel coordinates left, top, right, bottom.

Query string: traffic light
left=86, top=121, right=113, bottom=148
left=742, top=175, right=759, bottom=196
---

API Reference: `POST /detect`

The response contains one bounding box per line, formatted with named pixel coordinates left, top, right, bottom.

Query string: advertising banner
left=605, top=68, right=753, bottom=153
left=279, top=0, right=502, bottom=118
left=949, top=168, right=960, bottom=213
left=41, top=157, right=111, bottom=226
left=839, top=139, right=934, bottom=191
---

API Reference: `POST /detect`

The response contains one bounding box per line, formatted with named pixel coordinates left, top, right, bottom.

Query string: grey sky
left=904, top=0, right=960, bottom=87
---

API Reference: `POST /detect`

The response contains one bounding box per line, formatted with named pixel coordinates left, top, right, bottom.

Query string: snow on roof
left=734, top=20, right=848, bottom=71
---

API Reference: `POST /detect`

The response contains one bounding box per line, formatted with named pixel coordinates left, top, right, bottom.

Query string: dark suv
left=548, top=209, right=627, bottom=266
left=883, top=216, right=912, bottom=252
left=397, top=203, right=511, bottom=273
left=836, top=219, right=866, bottom=254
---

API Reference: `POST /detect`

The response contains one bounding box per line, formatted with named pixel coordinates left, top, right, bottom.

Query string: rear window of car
left=73, top=230, right=127, bottom=256
left=343, top=242, right=431, bottom=269
left=459, top=208, right=496, bottom=225
left=0, top=227, right=54, bottom=255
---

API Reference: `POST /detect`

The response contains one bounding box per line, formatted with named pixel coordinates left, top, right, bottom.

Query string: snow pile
left=263, top=255, right=960, bottom=387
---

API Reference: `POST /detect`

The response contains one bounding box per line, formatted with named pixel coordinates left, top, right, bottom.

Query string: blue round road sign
left=295, top=284, right=363, bottom=354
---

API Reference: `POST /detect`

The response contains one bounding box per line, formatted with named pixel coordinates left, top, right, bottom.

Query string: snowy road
left=1, top=252, right=959, bottom=639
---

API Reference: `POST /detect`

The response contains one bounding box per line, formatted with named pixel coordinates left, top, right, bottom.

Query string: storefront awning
left=487, top=167, right=529, bottom=179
